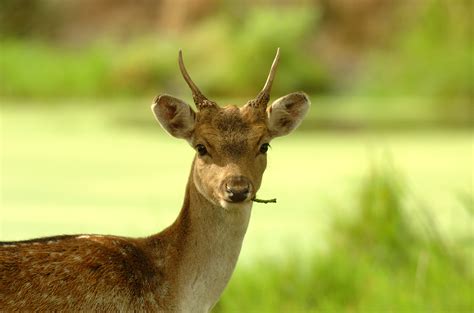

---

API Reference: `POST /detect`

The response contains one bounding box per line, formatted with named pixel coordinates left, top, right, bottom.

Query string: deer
left=0, top=48, right=310, bottom=312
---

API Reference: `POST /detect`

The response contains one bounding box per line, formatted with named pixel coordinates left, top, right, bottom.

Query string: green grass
left=1, top=101, right=472, bottom=258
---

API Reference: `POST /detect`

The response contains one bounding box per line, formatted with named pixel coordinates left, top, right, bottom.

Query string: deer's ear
left=151, top=94, right=196, bottom=141
left=267, top=92, right=310, bottom=137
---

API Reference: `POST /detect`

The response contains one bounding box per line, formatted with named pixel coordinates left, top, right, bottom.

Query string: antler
left=179, top=50, right=217, bottom=110
left=246, top=48, right=281, bottom=110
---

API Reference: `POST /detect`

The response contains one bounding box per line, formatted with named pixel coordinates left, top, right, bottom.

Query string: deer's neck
left=149, top=163, right=252, bottom=311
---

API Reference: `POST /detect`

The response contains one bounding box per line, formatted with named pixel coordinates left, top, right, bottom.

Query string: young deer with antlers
left=0, top=49, right=310, bottom=312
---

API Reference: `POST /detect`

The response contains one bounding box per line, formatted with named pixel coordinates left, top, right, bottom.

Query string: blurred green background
left=0, top=0, right=472, bottom=312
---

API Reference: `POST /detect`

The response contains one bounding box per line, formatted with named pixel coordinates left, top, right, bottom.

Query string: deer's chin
left=219, top=199, right=253, bottom=211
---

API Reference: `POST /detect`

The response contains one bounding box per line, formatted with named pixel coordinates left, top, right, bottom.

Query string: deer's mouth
left=219, top=190, right=253, bottom=210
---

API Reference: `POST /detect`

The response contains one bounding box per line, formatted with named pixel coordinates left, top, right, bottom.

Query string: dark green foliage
left=354, top=0, right=471, bottom=114
left=333, top=170, right=418, bottom=265
left=0, top=7, right=329, bottom=100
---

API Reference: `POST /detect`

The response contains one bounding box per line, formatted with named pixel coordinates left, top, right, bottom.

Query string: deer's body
left=1, top=167, right=250, bottom=312
left=0, top=49, right=309, bottom=312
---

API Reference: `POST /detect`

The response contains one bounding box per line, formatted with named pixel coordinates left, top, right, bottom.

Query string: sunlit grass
left=1, top=102, right=472, bottom=262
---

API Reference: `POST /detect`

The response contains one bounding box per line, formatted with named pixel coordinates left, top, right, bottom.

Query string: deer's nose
left=223, top=176, right=251, bottom=203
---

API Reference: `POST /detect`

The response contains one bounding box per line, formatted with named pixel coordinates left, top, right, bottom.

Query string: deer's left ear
left=267, top=92, right=310, bottom=137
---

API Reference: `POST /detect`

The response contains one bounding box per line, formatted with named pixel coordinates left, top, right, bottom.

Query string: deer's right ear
left=151, top=94, right=196, bottom=141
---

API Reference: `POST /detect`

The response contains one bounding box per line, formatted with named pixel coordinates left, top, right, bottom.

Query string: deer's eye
left=196, top=144, right=208, bottom=156
left=259, top=143, right=270, bottom=154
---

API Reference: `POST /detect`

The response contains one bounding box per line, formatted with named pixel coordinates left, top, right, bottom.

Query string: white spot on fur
left=154, top=258, right=164, bottom=267
left=73, top=255, right=82, bottom=262
left=3, top=244, right=16, bottom=248
left=77, top=235, right=90, bottom=239
left=47, top=240, right=56, bottom=244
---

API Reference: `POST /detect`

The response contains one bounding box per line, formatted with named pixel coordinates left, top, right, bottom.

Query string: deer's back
left=0, top=234, right=172, bottom=311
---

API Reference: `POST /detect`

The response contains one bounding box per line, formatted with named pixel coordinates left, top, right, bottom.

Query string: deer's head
left=152, top=49, right=310, bottom=210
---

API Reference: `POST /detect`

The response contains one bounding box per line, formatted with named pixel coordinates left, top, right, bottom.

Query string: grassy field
left=1, top=101, right=473, bottom=312
left=216, top=170, right=473, bottom=312
left=1, top=102, right=472, bottom=260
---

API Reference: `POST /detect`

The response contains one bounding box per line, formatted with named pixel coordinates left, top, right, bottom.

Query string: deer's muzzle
left=222, top=176, right=252, bottom=203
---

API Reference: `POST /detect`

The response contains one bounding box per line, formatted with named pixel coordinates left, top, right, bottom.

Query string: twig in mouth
left=252, top=198, right=277, bottom=204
